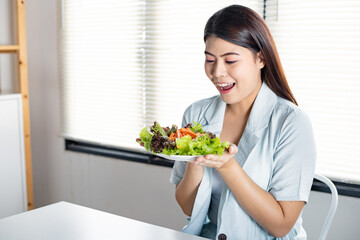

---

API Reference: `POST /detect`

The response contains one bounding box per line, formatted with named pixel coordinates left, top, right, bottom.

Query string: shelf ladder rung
left=0, top=45, right=20, bottom=53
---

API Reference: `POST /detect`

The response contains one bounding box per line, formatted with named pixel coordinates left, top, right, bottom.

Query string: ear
left=256, top=51, right=265, bottom=69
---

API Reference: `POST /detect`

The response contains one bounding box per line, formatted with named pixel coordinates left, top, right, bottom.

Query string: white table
left=0, top=201, right=207, bottom=240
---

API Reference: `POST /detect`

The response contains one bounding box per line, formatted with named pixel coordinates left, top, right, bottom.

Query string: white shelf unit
left=0, top=94, right=27, bottom=218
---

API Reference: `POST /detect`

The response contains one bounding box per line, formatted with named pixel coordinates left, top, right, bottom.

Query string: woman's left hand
left=193, top=143, right=238, bottom=169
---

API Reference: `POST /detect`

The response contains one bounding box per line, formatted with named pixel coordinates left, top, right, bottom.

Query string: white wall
left=0, top=0, right=18, bottom=94
left=1, top=0, right=359, bottom=239
left=303, top=191, right=360, bottom=239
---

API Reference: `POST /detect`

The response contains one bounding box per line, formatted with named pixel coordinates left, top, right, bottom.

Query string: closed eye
left=205, top=59, right=215, bottom=63
left=225, top=60, right=237, bottom=64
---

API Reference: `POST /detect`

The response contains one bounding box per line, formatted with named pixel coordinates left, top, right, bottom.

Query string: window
left=265, top=0, right=360, bottom=184
left=60, top=0, right=360, bottom=186
left=59, top=1, right=263, bottom=149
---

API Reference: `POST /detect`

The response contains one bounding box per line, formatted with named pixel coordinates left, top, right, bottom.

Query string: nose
left=213, top=61, right=227, bottom=78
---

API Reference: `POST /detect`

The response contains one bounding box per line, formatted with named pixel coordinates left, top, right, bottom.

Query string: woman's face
left=204, top=36, right=264, bottom=106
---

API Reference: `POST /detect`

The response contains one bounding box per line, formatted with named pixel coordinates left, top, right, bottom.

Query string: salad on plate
left=136, top=121, right=229, bottom=161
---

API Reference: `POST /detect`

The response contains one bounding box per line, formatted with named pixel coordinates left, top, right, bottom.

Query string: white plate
left=155, top=153, right=203, bottom=162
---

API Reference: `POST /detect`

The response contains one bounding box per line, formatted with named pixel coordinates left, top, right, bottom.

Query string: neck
left=227, top=102, right=251, bottom=119
left=227, top=81, right=262, bottom=119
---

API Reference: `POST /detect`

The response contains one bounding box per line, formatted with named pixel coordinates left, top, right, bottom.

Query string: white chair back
left=313, top=173, right=339, bottom=240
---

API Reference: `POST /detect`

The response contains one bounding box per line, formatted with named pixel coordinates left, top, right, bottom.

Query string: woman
left=170, top=5, right=316, bottom=240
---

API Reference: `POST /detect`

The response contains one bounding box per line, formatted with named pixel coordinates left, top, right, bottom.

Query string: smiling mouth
left=216, top=83, right=235, bottom=91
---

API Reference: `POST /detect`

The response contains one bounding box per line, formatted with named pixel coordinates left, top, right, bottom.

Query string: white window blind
left=61, top=0, right=360, bottom=184
left=265, top=0, right=360, bottom=183
left=60, top=1, right=263, bottom=150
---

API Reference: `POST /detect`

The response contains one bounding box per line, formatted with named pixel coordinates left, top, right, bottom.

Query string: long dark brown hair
left=204, top=5, right=297, bottom=105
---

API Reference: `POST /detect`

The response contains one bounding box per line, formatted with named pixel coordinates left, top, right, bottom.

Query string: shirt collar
left=246, top=81, right=277, bottom=132
left=204, top=81, right=278, bottom=133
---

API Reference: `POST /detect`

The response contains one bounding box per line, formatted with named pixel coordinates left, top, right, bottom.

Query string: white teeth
left=217, top=83, right=233, bottom=87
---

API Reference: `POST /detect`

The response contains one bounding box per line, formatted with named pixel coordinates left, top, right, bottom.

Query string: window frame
left=65, top=139, right=360, bottom=198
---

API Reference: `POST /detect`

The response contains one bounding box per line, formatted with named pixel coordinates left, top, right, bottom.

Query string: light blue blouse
left=170, top=82, right=316, bottom=240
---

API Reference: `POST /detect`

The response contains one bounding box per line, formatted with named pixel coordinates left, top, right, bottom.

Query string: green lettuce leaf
left=150, top=121, right=166, bottom=136
left=190, top=121, right=204, bottom=134
left=173, top=133, right=229, bottom=156
left=137, top=122, right=229, bottom=156
left=176, top=135, right=192, bottom=154
left=139, top=127, right=152, bottom=151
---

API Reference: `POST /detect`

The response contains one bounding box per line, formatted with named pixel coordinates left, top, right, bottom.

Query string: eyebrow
left=204, top=51, right=240, bottom=57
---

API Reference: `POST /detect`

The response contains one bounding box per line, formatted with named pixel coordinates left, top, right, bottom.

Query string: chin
left=219, top=95, right=241, bottom=105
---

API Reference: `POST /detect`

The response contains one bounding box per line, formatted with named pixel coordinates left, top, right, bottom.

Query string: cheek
left=232, top=63, right=259, bottom=81
left=229, top=66, right=244, bottom=80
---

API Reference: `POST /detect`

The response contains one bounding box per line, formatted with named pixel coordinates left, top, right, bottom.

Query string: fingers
left=194, top=154, right=220, bottom=167
left=193, top=156, right=205, bottom=166
left=194, top=156, right=213, bottom=166
left=229, top=143, right=238, bottom=154
left=194, top=157, right=215, bottom=167
left=192, top=144, right=238, bottom=167
left=205, top=154, right=217, bottom=160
